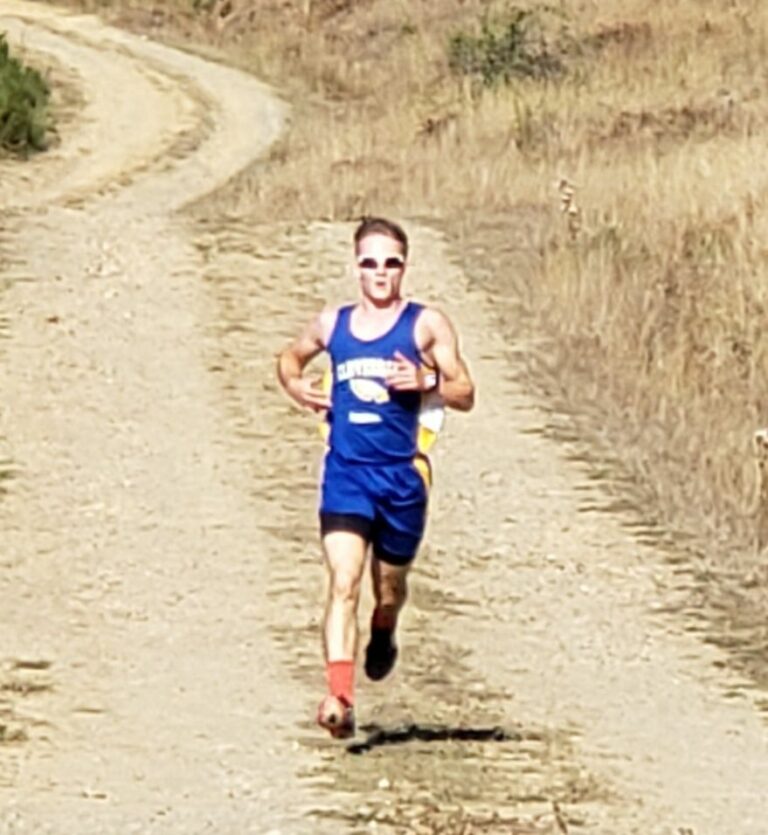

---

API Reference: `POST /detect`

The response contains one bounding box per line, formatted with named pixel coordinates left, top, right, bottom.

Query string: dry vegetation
left=59, top=0, right=768, bottom=683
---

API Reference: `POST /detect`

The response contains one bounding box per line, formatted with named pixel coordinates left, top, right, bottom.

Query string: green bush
left=448, top=7, right=566, bottom=87
left=0, top=34, right=50, bottom=156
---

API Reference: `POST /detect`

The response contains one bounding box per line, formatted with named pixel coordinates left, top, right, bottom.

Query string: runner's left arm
left=386, top=308, right=475, bottom=411
left=425, top=309, right=475, bottom=412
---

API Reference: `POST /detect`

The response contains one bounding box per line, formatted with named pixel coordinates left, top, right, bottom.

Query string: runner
left=277, top=217, right=475, bottom=738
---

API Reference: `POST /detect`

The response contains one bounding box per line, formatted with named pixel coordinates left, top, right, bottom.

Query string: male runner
left=277, top=217, right=475, bottom=738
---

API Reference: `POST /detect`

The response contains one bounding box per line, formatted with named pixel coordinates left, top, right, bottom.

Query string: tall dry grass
left=201, top=0, right=768, bottom=554
left=60, top=0, right=768, bottom=678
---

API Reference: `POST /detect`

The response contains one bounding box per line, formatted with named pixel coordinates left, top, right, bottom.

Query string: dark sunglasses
left=357, top=256, right=405, bottom=271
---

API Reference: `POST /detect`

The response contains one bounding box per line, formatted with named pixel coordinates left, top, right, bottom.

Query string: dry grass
left=58, top=0, right=768, bottom=679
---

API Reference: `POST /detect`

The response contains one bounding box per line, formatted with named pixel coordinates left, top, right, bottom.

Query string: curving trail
left=1, top=3, right=767, bottom=834
left=0, top=4, right=314, bottom=832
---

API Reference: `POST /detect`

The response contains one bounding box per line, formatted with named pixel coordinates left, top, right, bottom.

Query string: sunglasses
left=357, top=256, right=405, bottom=271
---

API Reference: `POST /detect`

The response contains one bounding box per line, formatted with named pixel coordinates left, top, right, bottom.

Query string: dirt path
left=1, top=3, right=768, bottom=834
left=0, top=4, right=314, bottom=832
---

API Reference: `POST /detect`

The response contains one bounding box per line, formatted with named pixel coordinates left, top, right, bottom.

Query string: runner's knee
left=375, top=572, right=407, bottom=608
left=330, top=569, right=362, bottom=605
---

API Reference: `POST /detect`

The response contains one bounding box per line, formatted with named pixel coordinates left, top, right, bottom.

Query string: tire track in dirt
left=0, top=12, right=205, bottom=210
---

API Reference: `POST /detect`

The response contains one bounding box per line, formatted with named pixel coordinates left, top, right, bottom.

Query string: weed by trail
left=448, top=6, right=567, bottom=88
left=0, top=34, right=50, bottom=156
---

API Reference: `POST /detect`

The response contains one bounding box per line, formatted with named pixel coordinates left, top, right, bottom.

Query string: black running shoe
left=365, top=627, right=398, bottom=681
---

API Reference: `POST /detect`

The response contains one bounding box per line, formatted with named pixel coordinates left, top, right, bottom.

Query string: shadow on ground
left=348, top=722, right=518, bottom=755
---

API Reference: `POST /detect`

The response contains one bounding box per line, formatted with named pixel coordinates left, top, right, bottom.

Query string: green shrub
left=0, top=34, right=50, bottom=156
left=448, top=6, right=566, bottom=87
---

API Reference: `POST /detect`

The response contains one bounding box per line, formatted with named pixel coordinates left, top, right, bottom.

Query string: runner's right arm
left=277, top=309, right=336, bottom=412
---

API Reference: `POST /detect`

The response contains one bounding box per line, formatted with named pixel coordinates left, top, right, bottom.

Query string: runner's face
left=355, top=234, right=406, bottom=305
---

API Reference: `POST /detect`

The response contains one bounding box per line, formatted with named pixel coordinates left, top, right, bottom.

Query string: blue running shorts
left=319, top=452, right=428, bottom=565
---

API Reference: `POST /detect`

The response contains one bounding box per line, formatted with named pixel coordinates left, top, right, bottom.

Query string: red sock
left=326, top=660, right=354, bottom=705
left=371, top=607, right=397, bottom=631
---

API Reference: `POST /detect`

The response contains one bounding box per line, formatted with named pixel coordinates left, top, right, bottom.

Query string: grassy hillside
left=63, top=0, right=768, bottom=683
left=0, top=33, right=50, bottom=155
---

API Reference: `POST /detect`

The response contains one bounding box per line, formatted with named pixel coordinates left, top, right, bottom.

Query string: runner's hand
left=286, top=376, right=331, bottom=412
left=386, top=351, right=431, bottom=392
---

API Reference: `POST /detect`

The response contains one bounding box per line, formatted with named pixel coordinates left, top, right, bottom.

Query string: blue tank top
left=326, top=301, right=424, bottom=465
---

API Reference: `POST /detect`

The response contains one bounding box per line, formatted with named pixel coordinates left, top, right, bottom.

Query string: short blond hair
left=354, top=216, right=408, bottom=259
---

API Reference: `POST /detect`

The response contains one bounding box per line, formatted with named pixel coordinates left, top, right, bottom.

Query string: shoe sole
left=317, top=697, right=355, bottom=739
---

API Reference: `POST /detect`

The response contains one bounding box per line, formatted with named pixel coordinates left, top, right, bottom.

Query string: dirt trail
left=0, top=4, right=314, bottom=832
left=1, top=3, right=768, bottom=834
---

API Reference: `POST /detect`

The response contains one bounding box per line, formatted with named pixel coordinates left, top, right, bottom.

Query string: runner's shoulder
left=317, top=305, right=342, bottom=347
left=414, top=304, right=457, bottom=343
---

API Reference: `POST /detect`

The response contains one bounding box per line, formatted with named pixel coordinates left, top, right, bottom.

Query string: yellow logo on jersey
left=349, top=378, right=390, bottom=404
left=318, top=366, right=444, bottom=461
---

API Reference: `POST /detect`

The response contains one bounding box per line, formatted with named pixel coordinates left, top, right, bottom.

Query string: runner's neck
left=350, top=298, right=407, bottom=341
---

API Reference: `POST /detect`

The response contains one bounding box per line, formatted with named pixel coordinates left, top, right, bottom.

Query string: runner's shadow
left=347, top=723, right=520, bottom=755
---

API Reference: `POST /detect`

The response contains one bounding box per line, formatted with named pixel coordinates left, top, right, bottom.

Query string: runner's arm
left=424, top=309, right=475, bottom=412
left=277, top=311, right=334, bottom=412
